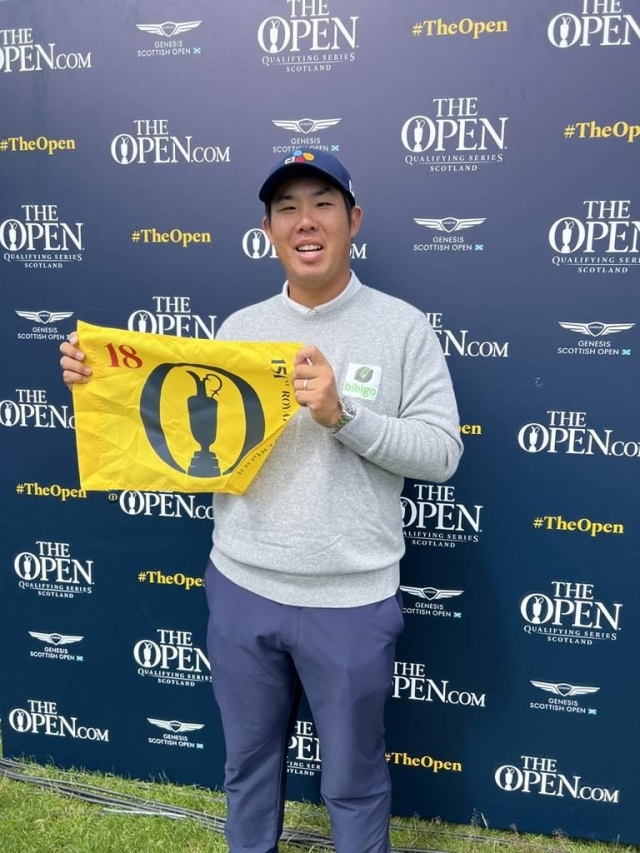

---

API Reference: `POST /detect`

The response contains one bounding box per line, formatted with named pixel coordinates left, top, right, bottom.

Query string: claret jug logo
left=402, top=483, right=483, bottom=547
left=128, top=297, right=216, bottom=339
left=402, top=97, right=508, bottom=170
left=1, top=204, right=83, bottom=268
left=242, top=226, right=366, bottom=261
left=111, top=120, right=230, bottom=165
left=14, top=541, right=94, bottom=599
left=495, top=756, right=619, bottom=803
left=0, top=389, right=74, bottom=428
left=140, top=363, right=269, bottom=479
left=520, top=580, right=622, bottom=645
left=243, top=228, right=278, bottom=260
left=258, top=0, right=359, bottom=73
left=549, top=200, right=639, bottom=274
left=9, top=700, right=108, bottom=742
left=518, top=410, right=640, bottom=457
left=117, top=490, right=214, bottom=520
left=548, top=0, right=640, bottom=47
left=0, top=27, right=92, bottom=73
left=134, top=628, right=211, bottom=687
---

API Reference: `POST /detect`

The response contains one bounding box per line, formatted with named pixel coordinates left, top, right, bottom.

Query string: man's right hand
left=59, top=332, right=91, bottom=388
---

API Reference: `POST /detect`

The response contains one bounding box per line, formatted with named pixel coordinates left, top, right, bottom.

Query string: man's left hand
left=292, top=345, right=341, bottom=428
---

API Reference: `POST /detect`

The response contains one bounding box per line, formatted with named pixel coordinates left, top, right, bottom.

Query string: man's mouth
left=296, top=244, right=323, bottom=254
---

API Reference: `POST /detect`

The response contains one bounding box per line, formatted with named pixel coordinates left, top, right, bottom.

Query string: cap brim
left=259, top=163, right=350, bottom=204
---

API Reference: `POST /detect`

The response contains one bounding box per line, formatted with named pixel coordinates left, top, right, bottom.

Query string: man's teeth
left=297, top=245, right=322, bottom=252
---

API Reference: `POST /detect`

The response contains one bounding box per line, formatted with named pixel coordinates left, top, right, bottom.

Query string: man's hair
left=264, top=189, right=355, bottom=222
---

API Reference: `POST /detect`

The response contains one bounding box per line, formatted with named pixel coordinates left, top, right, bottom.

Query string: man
left=60, top=149, right=462, bottom=853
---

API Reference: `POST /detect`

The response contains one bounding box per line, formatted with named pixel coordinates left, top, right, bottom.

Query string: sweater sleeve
left=333, top=314, right=463, bottom=482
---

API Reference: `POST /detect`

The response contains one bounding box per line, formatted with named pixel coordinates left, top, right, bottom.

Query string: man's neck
left=287, top=270, right=351, bottom=308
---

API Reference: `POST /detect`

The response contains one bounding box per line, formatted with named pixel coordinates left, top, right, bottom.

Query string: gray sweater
left=210, top=276, right=462, bottom=607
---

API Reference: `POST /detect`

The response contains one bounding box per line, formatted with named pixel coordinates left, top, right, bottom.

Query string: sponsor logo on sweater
left=341, top=363, right=381, bottom=400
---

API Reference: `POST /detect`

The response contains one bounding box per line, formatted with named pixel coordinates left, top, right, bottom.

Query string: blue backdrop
left=1, top=0, right=639, bottom=843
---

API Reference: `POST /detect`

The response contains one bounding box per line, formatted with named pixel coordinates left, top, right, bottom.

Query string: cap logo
left=283, top=149, right=316, bottom=165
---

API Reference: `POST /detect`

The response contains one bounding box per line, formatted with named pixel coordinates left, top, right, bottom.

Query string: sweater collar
left=281, top=271, right=362, bottom=316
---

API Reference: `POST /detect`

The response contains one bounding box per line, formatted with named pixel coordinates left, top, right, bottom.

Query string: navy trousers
left=205, top=562, right=404, bottom=853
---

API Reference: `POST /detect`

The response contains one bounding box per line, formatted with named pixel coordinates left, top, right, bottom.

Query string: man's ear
left=349, top=205, right=363, bottom=238
left=262, top=215, right=272, bottom=241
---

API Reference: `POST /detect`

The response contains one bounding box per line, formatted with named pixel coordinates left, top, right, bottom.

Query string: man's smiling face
left=263, top=175, right=362, bottom=307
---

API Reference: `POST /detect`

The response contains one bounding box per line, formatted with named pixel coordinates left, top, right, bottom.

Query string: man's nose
left=295, top=209, right=318, bottom=230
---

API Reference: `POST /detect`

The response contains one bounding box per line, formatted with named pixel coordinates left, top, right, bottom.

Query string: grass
left=0, top=755, right=637, bottom=853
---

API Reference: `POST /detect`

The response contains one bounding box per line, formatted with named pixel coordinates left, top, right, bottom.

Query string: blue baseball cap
left=259, top=148, right=355, bottom=204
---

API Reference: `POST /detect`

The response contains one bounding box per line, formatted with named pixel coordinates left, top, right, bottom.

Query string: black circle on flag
left=139, top=362, right=266, bottom=477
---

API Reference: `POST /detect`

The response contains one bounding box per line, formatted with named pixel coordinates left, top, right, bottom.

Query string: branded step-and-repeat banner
left=1, top=0, right=638, bottom=844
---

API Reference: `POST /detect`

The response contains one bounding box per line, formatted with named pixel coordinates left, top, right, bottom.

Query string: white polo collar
left=282, top=271, right=362, bottom=315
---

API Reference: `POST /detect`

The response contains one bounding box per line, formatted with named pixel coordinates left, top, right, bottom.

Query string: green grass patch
left=0, top=754, right=636, bottom=853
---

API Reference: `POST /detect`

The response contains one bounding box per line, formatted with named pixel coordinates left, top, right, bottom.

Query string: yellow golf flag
left=73, top=321, right=301, bottom=494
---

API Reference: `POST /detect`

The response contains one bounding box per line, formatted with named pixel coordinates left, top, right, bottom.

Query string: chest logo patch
left=341, top=363, right=382, bottom=401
